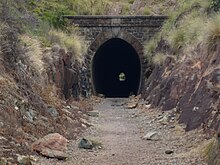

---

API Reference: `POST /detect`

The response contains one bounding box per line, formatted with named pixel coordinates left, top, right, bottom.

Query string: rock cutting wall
left=142, top=44, right=220, bottom=131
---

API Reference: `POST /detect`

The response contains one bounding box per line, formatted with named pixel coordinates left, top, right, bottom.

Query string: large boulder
left=32, top=133, right=68, bottom=160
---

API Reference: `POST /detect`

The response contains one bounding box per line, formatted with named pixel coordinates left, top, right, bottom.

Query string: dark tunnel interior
left=92, top=38, right=141, bottom=98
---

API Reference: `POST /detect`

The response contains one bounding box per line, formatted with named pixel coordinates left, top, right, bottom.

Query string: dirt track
left=39, top=98, right=208, bottom=165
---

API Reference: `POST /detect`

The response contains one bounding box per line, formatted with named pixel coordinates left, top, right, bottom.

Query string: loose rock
left=0, top=136, right=7, bottom=141
left=72, top=105, right=80, bottom=110
left=165, top=150, right=174, bottom=154
left=80, top=118, right=94, bottom=127
left=87, top=111, right=99, bottom=117
left=41, top=149, right=68, bottom=160
left=32, top=133, right=68, bottom=159
left=46, top=106, right=59, bottom=118
left=125, top=95, right=140, bottom=109
left=143, top=131, right=160, bottom=141
left=0, top=122, right=4, bottom=128
left=78, top=138, right=93, bottom=149
left=125, top=102, right=138, bottom=109
left=17, top=155, right=37, bottom=165
left=0, top=157, right=7, bottom=165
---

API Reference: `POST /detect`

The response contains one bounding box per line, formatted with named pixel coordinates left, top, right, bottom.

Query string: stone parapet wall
left=65, top=15, right=167, bottom=43
left=64, top=15, right=167, bottom=27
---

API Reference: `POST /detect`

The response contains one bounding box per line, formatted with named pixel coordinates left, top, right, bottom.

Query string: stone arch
left=87, top=30, right=144, bottom=96
left=89, top=30, right=144, bottom=60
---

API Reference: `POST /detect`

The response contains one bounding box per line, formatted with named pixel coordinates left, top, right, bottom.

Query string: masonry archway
left=92, top=38, right=141, bottom=97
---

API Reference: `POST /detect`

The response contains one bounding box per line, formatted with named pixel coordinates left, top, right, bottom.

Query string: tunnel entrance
left=92, top=38, right=141, bottom=98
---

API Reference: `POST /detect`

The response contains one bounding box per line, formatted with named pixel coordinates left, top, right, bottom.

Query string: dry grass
left=48, top=29, right=87, bottom=65
left=70, top=0, right=110, bottom=15
left=144, top=34, right=161, bottom=62
left=167, top=11, right=204, bottom=52
left=144, top=0, right=212, bottom=60
left=184, top=16, right=206, bottom=45
left=176, top=137, right=215, bottom=159
left=152, top=53, right=166, bottom=65
left=168, top=27, right=186, bottom=52
left=203, top=14, right=220, bottom=51
left=32, top=83, right=61, bottom=108
left=0, top=23, right=11, bottom=55
left=203, top=138, right=215, bottom=158
left=19, top=34, right=44, bottom=74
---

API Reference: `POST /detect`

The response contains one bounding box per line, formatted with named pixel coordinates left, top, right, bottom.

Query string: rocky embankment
left=0, top=34, right=92, bottom=164
left=142, top=44, right=220, bottom=164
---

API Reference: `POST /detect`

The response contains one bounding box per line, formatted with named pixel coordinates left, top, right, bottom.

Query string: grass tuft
left=143, top=7, right=152, bottom=15
left=144, top=0, right=212, bottom=61
left=152, top=53, right=166, bottom=65
left=204, top=14, right=220, bottom=51
left=168, top=28, right=186, bottom=52
left=20, top=34, right=44, bottom=74
left=0, top=23, right=12, bottom=55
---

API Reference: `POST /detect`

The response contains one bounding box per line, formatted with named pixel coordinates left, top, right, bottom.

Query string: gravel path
left=39, top=98, right=208, bottom=165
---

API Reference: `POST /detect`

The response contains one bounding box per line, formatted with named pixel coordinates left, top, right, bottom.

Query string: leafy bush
left=27, top=1, right=70, bottom=29
left=27, top=0, right=111, bottom=28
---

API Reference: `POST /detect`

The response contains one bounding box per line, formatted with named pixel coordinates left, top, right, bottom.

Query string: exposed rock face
left=142, top=44, right=220, bottom=131
left=46, top=47, right=81, bottom=100
left=32, top=133, right=68, bottom=159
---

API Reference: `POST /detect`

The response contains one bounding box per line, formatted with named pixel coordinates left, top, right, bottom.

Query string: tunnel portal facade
left=65, top=15, right=167, bottom=97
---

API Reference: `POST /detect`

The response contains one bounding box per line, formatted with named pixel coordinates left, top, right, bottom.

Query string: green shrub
left=143, top=7, right=152, bottom=15
left=27, top=1, right=71, bottom=29
left=121, top=3, right=131, bottom=15
left=129, top=0, right=135, bottom=4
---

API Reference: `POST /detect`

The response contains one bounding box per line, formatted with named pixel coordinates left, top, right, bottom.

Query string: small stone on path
left=143, top=131, right=160, bottom=141
left=165, top=150, right=174, bottom=154
left=17, top=155, right=38, bottom=165
left=87, top=111, right=99, bottom=117
left=78, top=138, right=93, bottom=149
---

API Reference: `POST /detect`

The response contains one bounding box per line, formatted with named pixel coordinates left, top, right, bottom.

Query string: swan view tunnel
left=92, top=38, right=141, bottom=98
